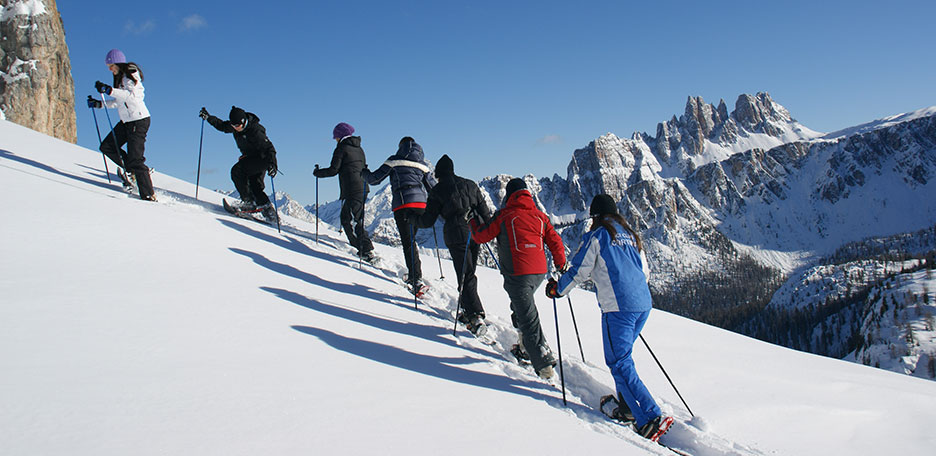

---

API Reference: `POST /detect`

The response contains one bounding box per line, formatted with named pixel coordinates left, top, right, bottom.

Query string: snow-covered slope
left=3, top=119, right=936, bottom=455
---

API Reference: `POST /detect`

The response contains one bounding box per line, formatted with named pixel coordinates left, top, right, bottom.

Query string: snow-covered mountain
left=316, top=93, right=936, bottom=380
left=5, top=116, right=936, bottom=455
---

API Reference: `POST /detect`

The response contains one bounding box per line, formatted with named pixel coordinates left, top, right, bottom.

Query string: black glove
left=199, top=107, right=209, bottom=120
left=86, top=95, right=102, bottom=109
left=463, top=208, right=476, bottom=222
left=313, top=165, right=323, bottom=178
left=557, top=262, right=569, bottom=274
left=94, top=80, right=112, bottom=95
left=545, top=278, right=561, bottom=299
left=267, top=156, right=278, bottom=178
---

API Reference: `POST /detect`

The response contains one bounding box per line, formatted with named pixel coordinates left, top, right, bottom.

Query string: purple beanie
left=333, top=122, right=355, bottom=140
left=105, top=49, right=127, bottom=65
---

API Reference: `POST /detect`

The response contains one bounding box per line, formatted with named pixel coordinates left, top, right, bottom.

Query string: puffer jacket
left=556, top=218, right=652, bottom=313
left=105, top=64, right=149, bottom=122
left=415, top=154, right=492, bottom=246
left=206, top=112, right=276, bottom=161
left=316, top=136, right=368, bottom=201
left=363, top=140, right=436, bottom=211
left=469, top=189, right=566, bottom=276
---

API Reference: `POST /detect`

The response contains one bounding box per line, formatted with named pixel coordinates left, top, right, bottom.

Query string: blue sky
left=59, top=0, right=936, bottom=204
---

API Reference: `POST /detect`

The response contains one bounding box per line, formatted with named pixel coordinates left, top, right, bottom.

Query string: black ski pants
left=100, top=117, right=154, bottom=199
left=340, top=197, right=374, bottom=255
left=503, top=273, right=553, bottom=371
left=394, top=208, right=423, bottom=283
left=449, top=235, right=483, bottom=318
left=231, top=156, right=271, bottom=206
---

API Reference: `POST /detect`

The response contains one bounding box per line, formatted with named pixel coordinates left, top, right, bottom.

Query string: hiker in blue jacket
left=362, top=137, right=437, bottom=295
left=545, top=193, right=673, bottom=442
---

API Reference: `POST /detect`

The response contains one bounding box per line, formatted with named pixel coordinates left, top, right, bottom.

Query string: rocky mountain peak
left=0, top=0, right=75, bottom=142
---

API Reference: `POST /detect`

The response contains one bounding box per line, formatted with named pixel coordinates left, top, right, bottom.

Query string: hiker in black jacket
left=413, top=154, right=493, bottom=334
left=199, top=106, right=278, bottom=220
left=313, top=122, right=375, bottom=262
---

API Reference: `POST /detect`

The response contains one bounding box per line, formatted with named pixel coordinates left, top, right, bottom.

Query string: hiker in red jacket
left=469, top=177, right=567, bottom=379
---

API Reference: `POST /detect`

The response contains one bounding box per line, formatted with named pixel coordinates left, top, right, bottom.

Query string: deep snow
left=2, top=119, right=936, bottom=455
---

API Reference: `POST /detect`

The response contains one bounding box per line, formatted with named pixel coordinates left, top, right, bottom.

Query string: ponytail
left=590, top=214, right=643, bottom=252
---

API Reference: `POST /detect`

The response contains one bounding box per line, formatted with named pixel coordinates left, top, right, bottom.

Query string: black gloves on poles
left=94, top=81, right=112, bottom=95
left=199, top=107, right=209, bottom=120
left=86, top=95, right=102, bottom=108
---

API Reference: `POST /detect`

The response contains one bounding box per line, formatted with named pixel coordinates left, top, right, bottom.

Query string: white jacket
left=104, top=70, right=150, bottom=122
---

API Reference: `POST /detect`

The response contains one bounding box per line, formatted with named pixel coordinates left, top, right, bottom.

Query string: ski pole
left=314, top=165, right=319, bottom=244
left=482, top=242, right=502, bottom=272
left=639, top=334, right=694, bottom=417
left=452, top=231, right=473, bottom=336
left=89, top=106, right=111, bottom=183
left=567, top=295, right=585, bottom=363
left=100, top=93, right=128, bottom=172
left=195, top=118, right=205, bottom=200
left=433, top=224, right=444, bottom=279
left=410, top=223, right=418, bottom=309
left=552, top=296, right=567, bottom=406
left=269, top=175, right=281, bottom=233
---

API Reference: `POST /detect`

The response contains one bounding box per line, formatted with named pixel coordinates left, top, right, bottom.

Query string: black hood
left=435, top=154, right=455, bottom=178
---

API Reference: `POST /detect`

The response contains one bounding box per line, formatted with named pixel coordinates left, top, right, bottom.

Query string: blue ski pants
left=602, top=310, right=661, bottom=427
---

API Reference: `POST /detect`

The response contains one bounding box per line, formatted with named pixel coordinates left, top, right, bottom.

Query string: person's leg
left=100, top=121, right=129, bottom=169
left=602, top=310, right=660, bottom=428
left=503, top=274, right=552, bottom=371
left=340, top=200, right=360, bottom=251
left=350, top=198, right=374, bottom=255
left=394, top=209, right=421, bottom=282
left=122, top=118, right=154, bottom=198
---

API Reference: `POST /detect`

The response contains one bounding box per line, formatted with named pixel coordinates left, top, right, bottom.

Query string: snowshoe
left=510, top=343, right=532, bottom=365
left=411, top=279, right=429, bottom=298
left=599, top=394, right=635, bottom=424
left=223, top=199, right=270, bottom=225
left=117, top=168, right=136, bottom=193
left=465, top=314, right=495, bottom=345
left=259, top=203, right=277, bottom=222
left=360, top=250, right=380, bottom=266
left=638, top=415, right=674, bottom=443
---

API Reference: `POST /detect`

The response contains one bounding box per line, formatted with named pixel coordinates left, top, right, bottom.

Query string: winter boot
left=259, top=203, right=277, bottom=220
left=232, top=199, right=257, bottom=213
left=118, top=168, right=136, bottom=192
left=360, top=249, right=379, bottom=265
left=536, top=364, right=556, bottom=380
left=510, top=332, right=531, bottom=364
left=466, top=314, right=488, bottom=338
left=600, top=394, right=635, bottom=423
left=637, top=415, right=675, bottom=442
left=411, top=277, right=429, bottom=297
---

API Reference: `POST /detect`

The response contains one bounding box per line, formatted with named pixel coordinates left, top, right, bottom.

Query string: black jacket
left=314, top=136, right=368, bottom=200
left=207, top=112, right=276, bottom=162
left=415, top=154, right=491, bottom=246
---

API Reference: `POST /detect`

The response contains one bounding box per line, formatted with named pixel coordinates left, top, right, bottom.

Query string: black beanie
left=590, top=194, right=619, bottom=217
left=504, top=177, right=527, bottom=201
left=435, top=154, right=454, bottom=178
left=229, top=106, right=247, bottom=125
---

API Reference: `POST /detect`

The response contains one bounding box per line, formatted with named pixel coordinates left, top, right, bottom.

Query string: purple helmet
left=333, top=122, right=355, bottom=139
left=105, top=49, right=126, bottom=65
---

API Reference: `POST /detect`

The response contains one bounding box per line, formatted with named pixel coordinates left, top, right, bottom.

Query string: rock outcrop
left=1, top=0, right=75, bottom=142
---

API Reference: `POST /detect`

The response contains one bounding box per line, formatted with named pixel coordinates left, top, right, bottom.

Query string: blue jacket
left=363, top=140, right=437, bottom=211
left=556, top=219, right=652, bottom=313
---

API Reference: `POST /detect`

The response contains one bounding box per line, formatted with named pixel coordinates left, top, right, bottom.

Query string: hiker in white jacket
left=87, top=48, right=155, bottom=201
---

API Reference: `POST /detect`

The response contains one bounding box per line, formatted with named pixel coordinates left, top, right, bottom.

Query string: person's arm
left=543, top=217, right=566, bottom=270
left=414, top=190, right=442, bottom=228
left=470, top=184, right=493, bottom=224
left=469, top=212, right=501, bottom=244
left=314, top=147, right=344, bottom=178
left=107, top=76, right=144, bottom=107
left=362, top=161, right=391, bottom=185
left=556, top=233, right=599, bottom=296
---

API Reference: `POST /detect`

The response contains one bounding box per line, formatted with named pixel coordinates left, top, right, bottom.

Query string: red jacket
left=470, top=190, right=566, bottom=276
